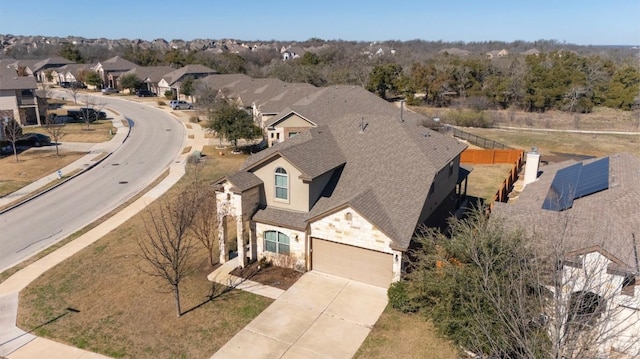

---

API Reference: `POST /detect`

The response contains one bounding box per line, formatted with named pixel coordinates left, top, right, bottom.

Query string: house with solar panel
left=491, top=151, right=640, bottom=357
left=213, top=86, right=469, bottom=288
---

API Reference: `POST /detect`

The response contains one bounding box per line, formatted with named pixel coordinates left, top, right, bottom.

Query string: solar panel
left=542, top=162, right=582, bottom=211
left=574, top=156, right=609, bottom=198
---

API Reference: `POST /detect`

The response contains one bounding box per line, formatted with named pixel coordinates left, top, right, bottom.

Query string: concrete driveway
left=212, top=271, right=388, bottom=359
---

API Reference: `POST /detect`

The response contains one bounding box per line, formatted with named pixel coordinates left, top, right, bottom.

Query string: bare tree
left=44, top=115, right=66, bottom=156
left=2, top=117, right=23, bottom=162
left=81, top=95, right=107, bottom=131
left=138, top=184, right=199, bottom=317
left=190, top=182, right=219, bottom=266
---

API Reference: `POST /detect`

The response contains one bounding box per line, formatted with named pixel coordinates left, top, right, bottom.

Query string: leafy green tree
left=83, top=70, right=103, bottom=88
left=366, top=63, right=403, bottom=99
left=203, top=102, right=261, bottom=151
left=59, top=43, right=84, bottom=63
left=180, top=76, right=195, bottom=101
left=119, top=74, right=143, bottom=93
left=300, top=52, right=320, bottom=66
left=603, top=65, right=640, bottom=110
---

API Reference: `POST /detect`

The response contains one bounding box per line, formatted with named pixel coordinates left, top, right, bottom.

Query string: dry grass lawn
left=459, top=128, right=639, bottom=158
left=27, top=120, right=116, bottom=143
left=355, top=306, right=459, bottom=359
left=465, top=163, right=515, bottom=202
left=0, top=150, right=86, bottom=197
left=17, top=146, right=270, bottom=359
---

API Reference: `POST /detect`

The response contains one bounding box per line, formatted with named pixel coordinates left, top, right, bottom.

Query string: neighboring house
left=0, top=66, right=43, bottom=126
left=29, top=56, right=75, bottom=83
left=491, top=152, right=640, bottom=357
left=281, top=45, right=305, bottom=61
left=123, top=65, right=173, bottom=94
left=52, top=63, right=94, bottom=85
left=214, top=87, right=468, bottom=288
left=157, top=64, right=217, bottom=99
left=92, top=56, right=137, bottom=88
left=486, top=49, right=509, bottom=59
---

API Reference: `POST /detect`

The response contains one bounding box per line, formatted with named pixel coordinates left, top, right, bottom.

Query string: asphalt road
left=0, top=94, right=186, bottom=271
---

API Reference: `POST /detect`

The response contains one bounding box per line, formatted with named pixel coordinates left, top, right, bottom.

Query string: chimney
left=523, top=147, right=540, bottom=188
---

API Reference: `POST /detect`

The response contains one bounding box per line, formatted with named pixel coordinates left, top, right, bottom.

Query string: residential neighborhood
left=0, top=22, right=639, bottom=359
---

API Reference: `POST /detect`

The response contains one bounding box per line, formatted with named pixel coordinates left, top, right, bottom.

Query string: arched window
left=264, top=230, right=290, bottom=254
left=275, top=167, right=288, bottom=200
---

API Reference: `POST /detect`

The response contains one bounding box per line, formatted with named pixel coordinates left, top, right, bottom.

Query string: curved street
left=0, top=94, right=186, bottom=271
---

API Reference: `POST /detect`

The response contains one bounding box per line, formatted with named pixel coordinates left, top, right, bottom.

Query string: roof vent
left=359, top=117, right=368, bottom=134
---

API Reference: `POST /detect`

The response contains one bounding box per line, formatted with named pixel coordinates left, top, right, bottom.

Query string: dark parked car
left=136, top=89, right=156, bottom=97
left=71, top=81, right=87, bottom=89
left=66, top=108, right=107, bottom=122
left=60, top=81, right=71, bottom=88
left=16, top=133, right=51, bottom=147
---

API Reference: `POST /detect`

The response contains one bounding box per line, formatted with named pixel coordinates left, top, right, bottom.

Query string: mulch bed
left=230, top=260, right=303, bottom=290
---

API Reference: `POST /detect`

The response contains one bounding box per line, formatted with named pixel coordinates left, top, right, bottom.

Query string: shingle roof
left=123, top=66, right=173, bottom=83
left=161, top=64, right=217, bottom=86
left=31, top=56, right=74, bottom=72
left=492, top=153, right=640, bottom=273
left=252, top=207, right=308, bottom=230
left=226, top=171, right=263, bottom=192
left=96, top=56, right=137, bottom=71
left=0, top=66, right=37, bottom=90
left=232, top=87, right=466, bottom=250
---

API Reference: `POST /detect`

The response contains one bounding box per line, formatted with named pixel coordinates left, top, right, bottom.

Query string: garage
left=311, top=237, right=393, bottom=288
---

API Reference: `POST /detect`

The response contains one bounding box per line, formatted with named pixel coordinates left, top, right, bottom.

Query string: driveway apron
left=212, top=271, right=388, bottom=359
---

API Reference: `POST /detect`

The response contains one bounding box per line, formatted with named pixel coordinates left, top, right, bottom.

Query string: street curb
left=0, top=117, right=132, bottom=216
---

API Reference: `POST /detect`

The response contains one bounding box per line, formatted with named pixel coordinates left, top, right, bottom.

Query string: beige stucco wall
left=0, top=90, right=19, bottom=122
left=255, top=222, right=306, bottom=271
left=418, top=157, right=460, bottom=224
left=308, top=170, right=335, bottom=207
left=252, top=156, right=309, bottom=212
left=309, top=207, right=402, bottom=281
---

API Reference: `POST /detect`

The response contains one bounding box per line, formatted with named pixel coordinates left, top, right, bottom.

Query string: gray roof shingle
left=492, top=153, right=640, bottom=272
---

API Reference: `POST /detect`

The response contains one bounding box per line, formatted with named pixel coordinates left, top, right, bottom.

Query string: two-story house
left=92, top=56, right=137, bottom=88
left=157, top=64, right=217, bottom=100
left=0, top=66, right=42, bottom=126
left=214, top=91, right=468, bottom=288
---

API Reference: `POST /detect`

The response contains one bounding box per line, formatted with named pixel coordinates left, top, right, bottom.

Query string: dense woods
left=3, top=36, right=639, bottom=113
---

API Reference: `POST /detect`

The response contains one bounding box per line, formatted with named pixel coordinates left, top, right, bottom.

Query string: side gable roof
left=31, top=56, right=74, bottom=72
left=123, top=66, right=173, bottom=83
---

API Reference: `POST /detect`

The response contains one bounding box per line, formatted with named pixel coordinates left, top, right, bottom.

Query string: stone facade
left=309, top=207, right=402, bottom=281
left=255, top=222, right=306, bottom=271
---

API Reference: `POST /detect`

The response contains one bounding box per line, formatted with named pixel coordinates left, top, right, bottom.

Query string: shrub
left=157, top=100, right=166, bottom=106
left=387, top=281, right=416, bottom=313
left=164, top=90, right=176, bottom=100
left=442, top=110, right=494, bottom=128
left=189, top=116, right=199, bottom=123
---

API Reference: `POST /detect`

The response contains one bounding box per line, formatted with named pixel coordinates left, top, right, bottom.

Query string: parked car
left=136, top=89, right=156, bottom=97
left=16, top=133, right=51, bottom=147
left=169, top=100, right=193, bottom=110
left=66, top=108, right=107, bottom=122
left=60, top=81, right=71, bottom=88
left=51, top=115, right=76, bottom=124
left=71, top=81, right=87, bottom=89
left=102, top=87, right=119, bottom=94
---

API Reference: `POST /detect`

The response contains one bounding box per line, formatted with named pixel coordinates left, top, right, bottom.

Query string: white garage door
left=311, top=237, right=393, bottom=288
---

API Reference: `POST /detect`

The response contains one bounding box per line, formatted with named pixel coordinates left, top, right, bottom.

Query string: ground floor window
left=264, top=230, right=290, bottom=254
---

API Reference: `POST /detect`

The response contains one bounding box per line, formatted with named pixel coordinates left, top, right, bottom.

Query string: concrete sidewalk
left=0, top=111, right=210, bottom=358
left=207, top=257, right=285, bottom=300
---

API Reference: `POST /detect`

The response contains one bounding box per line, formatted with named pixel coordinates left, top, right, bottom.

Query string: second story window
left=275, top=167, right=288, bottom=200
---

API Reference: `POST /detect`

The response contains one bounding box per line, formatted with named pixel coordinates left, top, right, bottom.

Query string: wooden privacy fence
left=461, top=149, right=525, bottom=205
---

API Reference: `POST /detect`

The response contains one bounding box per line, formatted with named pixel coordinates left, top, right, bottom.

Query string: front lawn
left=355, top=306, right=459, bottom=359
left=16, top=147, right=269, bottom=359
